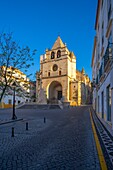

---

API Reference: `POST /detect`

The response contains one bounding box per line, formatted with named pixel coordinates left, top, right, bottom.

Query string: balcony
left=99, top=64, right=105, bottom=82
left=104, top=43, right=113, bottom=72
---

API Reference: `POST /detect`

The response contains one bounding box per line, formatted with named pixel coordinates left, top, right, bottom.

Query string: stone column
left=61, top=78, right=68, bottom=102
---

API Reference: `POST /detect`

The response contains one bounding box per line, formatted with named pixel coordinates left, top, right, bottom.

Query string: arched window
left=51, top=51, right=55, bottom=59
left=57, top=50, right=61, bottom=58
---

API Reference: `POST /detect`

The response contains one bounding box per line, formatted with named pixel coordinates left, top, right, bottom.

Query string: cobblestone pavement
left=0, top=106, right=101, bottom=170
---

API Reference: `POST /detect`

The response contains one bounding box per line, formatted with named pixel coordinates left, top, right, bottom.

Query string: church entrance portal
left=57, top=91, right=62, bottom=100
left=48, top=81, right=62, bottom=103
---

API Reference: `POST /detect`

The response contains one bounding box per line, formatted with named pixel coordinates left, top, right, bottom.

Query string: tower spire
left=52, top=36, right=65, bottom=50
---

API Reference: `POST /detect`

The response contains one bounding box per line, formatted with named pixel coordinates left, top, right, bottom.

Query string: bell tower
left=38, top=36, right=76, bottom=103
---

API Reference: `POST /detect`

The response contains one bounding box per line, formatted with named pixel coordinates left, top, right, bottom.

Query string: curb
left=0, top=118, right=23, bottom=125
left=90, top=109, right=108, bottom=170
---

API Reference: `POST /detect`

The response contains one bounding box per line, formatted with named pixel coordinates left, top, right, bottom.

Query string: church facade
left=36, top=37, right=91, bottom=106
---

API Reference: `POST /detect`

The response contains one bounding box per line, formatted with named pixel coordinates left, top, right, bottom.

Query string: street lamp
left=12, top=81, right=17, bottom=120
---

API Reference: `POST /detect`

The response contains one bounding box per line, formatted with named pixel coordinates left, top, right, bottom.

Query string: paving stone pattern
left=0, top=106, right=100, bottom=170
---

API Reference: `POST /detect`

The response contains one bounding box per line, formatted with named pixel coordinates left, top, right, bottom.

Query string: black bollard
left=12, top=127, right=14, bottom=137
left=26, top=122, right=28, bottom=130
left=44, top=117, right=46, bottom=123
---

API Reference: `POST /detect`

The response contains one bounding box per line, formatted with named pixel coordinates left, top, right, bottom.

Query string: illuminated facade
left=36, top=36, right=91, bottom=106
left=0, top=67, right=31, bottom=108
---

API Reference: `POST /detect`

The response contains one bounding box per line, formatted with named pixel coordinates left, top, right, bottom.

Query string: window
left=99, top=64, right=103, bottom=79
left=51, top=51, right=55, bottom=59
left=98, top=96, right=100, bottom=114
left=108, top=0, right=111, bottom=21
left=98, top=24, right=99, bottom=32
left=106, top=85, right=111, bottom=121
left=57, top=50, right=61, bottom=58
left=96, top=75, right=99, bottom=85
left=59, top=71, right=61, bottom=75
left=98, top=43, right=100, bottom=60
left=8, top=99, right=12, bottom=104
left=95, top=98, right=97, bottom=112
left=108, top=32, right=112, bottom=44
left=101, top=0, right=103, bottom=9
left=101, top=91, right=104, bottom=119
left=48, top=72, right=50, bottom=76
left=102, top=21, right=104, bottom=46
left=102, top=36, right=104, bottom=46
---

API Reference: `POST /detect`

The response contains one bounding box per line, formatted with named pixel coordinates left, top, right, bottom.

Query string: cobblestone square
left=0, top=106, right=100, bottom=170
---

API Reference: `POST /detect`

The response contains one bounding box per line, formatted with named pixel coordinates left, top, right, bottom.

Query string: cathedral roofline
left=52, top=36, right=65, bottom=50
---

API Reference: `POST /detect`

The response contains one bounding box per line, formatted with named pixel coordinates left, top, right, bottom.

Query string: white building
left=91, top=0, right=113, bottom=129
left=0, top=67, right=31, bottom=108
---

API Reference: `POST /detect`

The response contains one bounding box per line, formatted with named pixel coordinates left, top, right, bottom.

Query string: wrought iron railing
left=104, top=43, right=113, bottom=70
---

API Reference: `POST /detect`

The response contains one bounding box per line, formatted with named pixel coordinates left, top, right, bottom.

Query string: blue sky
left=0, top=0, right=97, bottom=80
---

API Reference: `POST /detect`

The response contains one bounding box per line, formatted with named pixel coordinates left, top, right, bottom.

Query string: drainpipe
left=111, top=66, right=113, bottom=130
left=111, top=87, right=113, bottom=130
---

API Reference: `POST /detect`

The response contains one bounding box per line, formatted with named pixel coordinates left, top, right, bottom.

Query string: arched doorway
left=48, top=81, right=62, bottom=103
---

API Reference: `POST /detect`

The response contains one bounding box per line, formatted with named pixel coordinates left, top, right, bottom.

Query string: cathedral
left=36, top=36, right=91, bottom=106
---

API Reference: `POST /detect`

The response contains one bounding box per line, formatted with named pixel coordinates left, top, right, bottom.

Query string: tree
left=0, top=32, right=37, bottom=102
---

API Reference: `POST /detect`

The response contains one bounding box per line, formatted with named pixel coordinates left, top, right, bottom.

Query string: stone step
left=17, top=103, right=61, bottom=109
left=48, top=104, right=61, bottom=109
